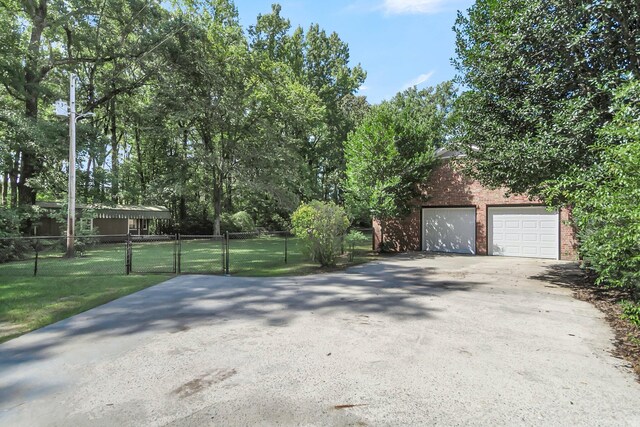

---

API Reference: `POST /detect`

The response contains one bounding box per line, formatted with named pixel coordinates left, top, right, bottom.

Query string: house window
left=128, top=219, right=137, bottom=230
left=141, top=219, right=148, bottom=230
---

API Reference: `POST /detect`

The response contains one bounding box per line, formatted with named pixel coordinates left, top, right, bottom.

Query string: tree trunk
left=1, top=172, right=7, bottom=206
left=224, top=173, right=232, bottom=212
left=19, top=0, right=48, bottom=206
left=213, top=168, right=223, bottom=235
left=179, top=196, right=187, bottom=225
left=84, top=155, right=92, bottom=193
left=179, top=128, right=188, bottom=228
left=134, top=122, right=146, bottom=192
left=10, top=155, right=19, bottom=208
left=110, top=96, right=119, bottom=202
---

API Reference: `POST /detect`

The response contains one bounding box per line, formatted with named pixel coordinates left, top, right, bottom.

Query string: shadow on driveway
left=0, top=256, right=484, bottom=369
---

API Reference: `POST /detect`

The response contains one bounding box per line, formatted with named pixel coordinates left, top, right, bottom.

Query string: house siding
left=93, top=218, right=128, bottom=235
left=373, top=161, right=578, bottom=260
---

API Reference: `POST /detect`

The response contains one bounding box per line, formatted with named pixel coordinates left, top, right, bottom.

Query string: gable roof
left=36, top=202, right=171, bottom=220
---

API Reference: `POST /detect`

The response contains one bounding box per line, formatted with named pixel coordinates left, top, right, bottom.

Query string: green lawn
left=0, top=233, right=375, bottom=342
left=0, top=274, right=171, bottom=343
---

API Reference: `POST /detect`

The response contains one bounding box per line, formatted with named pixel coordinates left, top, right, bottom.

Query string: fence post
left=177, top=233, right=181, bottom=274
left=33, top=241, right=38, bottom=277
left=126, top=233, right=132, bottom=275
left=220, top=234, right=225, bottom=274
left=225, top=231, right=230, bottom=275
left=284, top=233, right=288, bottom=264
left=174, top=234, right=178, bottom=274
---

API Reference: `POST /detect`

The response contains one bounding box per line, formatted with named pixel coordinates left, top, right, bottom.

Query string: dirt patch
left=172, top=368, right=237, bottom=398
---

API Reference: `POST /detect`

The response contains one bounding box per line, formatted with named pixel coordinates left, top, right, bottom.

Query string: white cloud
left=380, top=0, right=446, bottom=15
left=402, top=71, right=435, bottom=90
left=359, top=85, right=370, bottom=91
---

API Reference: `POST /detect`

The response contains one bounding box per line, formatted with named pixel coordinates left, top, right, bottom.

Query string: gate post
left=225, top=231, right=230, bottom=275
left=33, top=240, right=39, bottom=277
left=175, top=233, right=180, bottom=274
left=126, top=233, right=132, bottom=275
left=284, top=232, right=288, bottom=264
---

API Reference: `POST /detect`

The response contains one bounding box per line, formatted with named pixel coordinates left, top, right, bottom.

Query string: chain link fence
left=178, top=235, right=226, bottom=274
left=0, top=235, right=128, bottom=277
left=0, top=229, right=373, bottom=277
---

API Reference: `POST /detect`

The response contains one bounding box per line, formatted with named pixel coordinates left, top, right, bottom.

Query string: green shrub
left=620, top=300, right=640, bottom=328
left=0, top=207, right=36, bottom=263
left=231, top=211, right=255, bottom=232
left=220, top=213, right=239, bottom=233
left=291, top=201, right=350, bottom=267
left=345, top=230, right=366, bottom=247
left=543, top=81, right=640, bottom=290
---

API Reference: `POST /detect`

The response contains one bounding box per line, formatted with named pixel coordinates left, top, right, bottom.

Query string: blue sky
left=235, top=0, right=474, bottom=104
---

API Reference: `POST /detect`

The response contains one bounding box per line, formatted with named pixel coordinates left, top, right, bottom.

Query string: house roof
left=36, top=202, right=172, bottom=220
left=435, top=147, right=466, bottom=159
left=435, top=145, right=479, bottom=160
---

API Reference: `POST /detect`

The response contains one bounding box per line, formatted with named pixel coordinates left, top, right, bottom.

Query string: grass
left=0, top=275, right=171, bottom=343
left=0, top=233, right=375, bottom=342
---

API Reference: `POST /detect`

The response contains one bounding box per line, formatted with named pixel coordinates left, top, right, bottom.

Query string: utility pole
left=55, top=74, right=93, bottom=258
left=66, top=74, right=76, bottom=258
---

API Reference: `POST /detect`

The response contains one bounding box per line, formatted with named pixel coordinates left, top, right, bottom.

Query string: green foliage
left=220, top=213, right=238, bottom=233
left=453, top=0, right=640, bottom=197
left=454, top=0, right=640, bottom=292
left=620, top=301, right=640, bottom=328
left=543, top=81, right=640, bottom=289
left=0, top=0, right=366, bottom=236
left=344, top=230, right=366, bottom=246
left=0, top=207, right=37, bottom=262
left=291, top=201, right=350, bottom=267
left=220, top=211, right=255, bottom=233
left=231, top=211, right=255, bottom=232
left=344, top=83, right=455, bottom=222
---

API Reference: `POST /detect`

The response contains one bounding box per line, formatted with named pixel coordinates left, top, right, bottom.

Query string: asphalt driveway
left=1, top=254, right=639, bottom=426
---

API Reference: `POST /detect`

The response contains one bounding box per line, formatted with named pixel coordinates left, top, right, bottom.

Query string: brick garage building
left=373, top=150, right=578, bottom=260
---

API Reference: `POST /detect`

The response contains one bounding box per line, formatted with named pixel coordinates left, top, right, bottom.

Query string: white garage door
left=488, top=207, right=559, bottom=259
left=422, top=207, right=476, bottom=254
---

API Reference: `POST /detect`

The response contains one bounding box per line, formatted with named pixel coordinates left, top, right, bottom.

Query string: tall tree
left=0, top=0, right=168, bottom=206
left=250, top=5, right=366, bottom=202
left=453, top=0, right=640, bottom=197
left=344, top=82, right=455, bottom=225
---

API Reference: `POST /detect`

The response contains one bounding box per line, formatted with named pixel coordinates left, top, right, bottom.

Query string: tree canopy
left=453, top=0, right=640, bottom=197
left=344, top=82, right=455, bottom=223
left=0, top=0, right=367, bottom=234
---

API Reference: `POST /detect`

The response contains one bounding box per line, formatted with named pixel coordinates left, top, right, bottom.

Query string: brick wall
left=373, top=161, right=578, bottom=260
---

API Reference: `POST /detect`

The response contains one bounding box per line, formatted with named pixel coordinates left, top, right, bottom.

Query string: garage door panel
left=541, top=234, right=556, bottom=243
left=489, top=207, right=558, bottom=259
left=422, top=208, right=475, bottom=255
left=540, top=248, right=557, bottom=257
left=505, top=220, right=520, bottom=229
